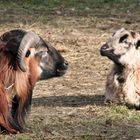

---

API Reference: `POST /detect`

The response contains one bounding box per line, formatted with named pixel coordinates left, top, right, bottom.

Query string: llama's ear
left=135, top=40, right=140, bottom=49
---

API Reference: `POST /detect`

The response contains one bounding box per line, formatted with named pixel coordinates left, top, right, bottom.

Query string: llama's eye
left=119, top=34, right=128, bottom=43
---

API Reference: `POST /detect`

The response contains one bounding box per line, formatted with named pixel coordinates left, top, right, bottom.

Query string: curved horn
left=17, top=31, right=40, bottom=72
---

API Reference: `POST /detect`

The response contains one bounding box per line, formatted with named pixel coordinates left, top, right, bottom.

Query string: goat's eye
left=136, top=40, right=140, bottom=49
left=119, top=34, right=128, bottom=43
left=123, top=38, right=127, bottom=44
left=25, top=50, right=31, bottom=57
left=136, top=40, right=140, bottom=47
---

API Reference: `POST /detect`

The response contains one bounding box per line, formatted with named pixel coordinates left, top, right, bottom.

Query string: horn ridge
left=17, top=31, right=40, bottom=72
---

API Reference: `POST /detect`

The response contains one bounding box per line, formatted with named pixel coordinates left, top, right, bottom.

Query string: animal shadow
left=32, top=95, right=105, bottom=107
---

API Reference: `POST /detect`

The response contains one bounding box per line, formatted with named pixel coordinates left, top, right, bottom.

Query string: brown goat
left=0, top=29, right=68, bottom=133
left=100, top=28, right=140, bottom=110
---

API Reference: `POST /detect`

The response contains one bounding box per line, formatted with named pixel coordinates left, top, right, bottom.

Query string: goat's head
left=100, top=28, right=140, bottom=67
left=0, top=29, right=68, bottom=80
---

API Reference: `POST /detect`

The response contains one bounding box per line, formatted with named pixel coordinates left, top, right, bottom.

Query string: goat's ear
left=135, top=40, right=140, bottom=49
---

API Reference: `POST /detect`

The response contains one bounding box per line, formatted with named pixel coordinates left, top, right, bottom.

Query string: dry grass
left=0, top=1, right=139, bottom=140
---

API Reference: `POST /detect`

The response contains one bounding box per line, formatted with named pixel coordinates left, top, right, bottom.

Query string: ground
left=0, top=0, right=140, bottom=140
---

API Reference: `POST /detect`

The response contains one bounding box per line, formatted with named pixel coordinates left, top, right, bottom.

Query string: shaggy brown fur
left=0, top=47, right=31, bottom=133
left=0, top=29, right=68, bottom=133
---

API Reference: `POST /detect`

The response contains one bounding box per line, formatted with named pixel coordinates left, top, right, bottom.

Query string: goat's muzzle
left=56, top=60, right=69, bottom=76
left=100, top=43, right=110, bottom=56
left=100, top=43, right=121, bottom=65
